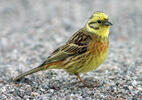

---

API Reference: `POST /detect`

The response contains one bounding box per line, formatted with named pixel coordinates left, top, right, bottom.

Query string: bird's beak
left=104, top=21, right=112, bottom=26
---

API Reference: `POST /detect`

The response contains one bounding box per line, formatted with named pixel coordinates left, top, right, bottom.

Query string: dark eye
left=97, top=20, right=102, bottom=24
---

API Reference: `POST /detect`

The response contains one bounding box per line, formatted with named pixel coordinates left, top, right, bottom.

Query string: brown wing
left=40, top=28, right=92, bottom=66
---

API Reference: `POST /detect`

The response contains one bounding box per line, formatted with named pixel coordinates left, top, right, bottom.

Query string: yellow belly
left=64, top=48, right=108, bottom=74
left=78, top=49, right=108, bottom=73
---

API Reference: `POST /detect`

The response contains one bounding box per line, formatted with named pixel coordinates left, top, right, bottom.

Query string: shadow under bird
left=14, top=12, right=112, bottom=86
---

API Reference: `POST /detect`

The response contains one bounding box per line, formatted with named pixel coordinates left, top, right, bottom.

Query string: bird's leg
left=75, top=74, right=97, bottom=88
left=75, top=74, right=86, bottom=85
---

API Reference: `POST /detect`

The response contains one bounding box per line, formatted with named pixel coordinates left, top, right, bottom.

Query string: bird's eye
left=97, top=20, right=102, bottom=24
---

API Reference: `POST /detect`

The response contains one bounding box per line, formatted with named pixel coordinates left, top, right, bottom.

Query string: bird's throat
left=94, top=34, right=109, bottom=42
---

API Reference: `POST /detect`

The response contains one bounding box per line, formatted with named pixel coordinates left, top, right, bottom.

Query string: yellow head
left=86, top=12, right=112, bottom=38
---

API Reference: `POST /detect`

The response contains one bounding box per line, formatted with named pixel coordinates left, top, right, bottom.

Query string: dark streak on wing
left=39, top=28, right=93, bottom=67
left=68, top=30, right=92, bottom=46
left=63, top=44, right=88, bottom=56
left=78, top=47, right=88, bottom=54
left=64, top=28, right=93, bottom=55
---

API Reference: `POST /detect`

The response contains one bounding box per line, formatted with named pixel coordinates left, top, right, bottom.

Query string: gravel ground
left=0, top=0, right=142, bottom=100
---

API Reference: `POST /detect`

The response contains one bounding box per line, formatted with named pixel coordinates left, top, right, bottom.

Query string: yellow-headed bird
left=14, top=12, right=112, bottom=85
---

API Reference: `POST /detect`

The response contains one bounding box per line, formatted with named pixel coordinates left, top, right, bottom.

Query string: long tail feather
left=14, top=65, right=47, bottom=81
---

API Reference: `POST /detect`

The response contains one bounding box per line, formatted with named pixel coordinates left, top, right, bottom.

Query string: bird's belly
left=76, top=48, right=108, bottom=73
left=87, top=52, right=107, bottom=72
left=64, top=47, right=108, bottom=74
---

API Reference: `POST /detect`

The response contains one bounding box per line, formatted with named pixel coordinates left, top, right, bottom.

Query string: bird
left=14, top=12, right=112, bottom=86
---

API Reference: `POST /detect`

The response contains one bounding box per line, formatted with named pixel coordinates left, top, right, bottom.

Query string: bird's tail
left=14, top=64, right=48, bottom=81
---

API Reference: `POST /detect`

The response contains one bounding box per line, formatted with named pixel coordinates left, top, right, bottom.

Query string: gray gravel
left=0, top=0, right=142, bottom=99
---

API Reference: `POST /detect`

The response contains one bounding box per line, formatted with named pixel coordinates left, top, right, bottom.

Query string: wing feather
left=41, top=28, right=92, bottom=65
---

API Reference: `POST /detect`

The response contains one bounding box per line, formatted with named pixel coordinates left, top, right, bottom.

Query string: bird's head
left=86, top=12, right=112, bottom=38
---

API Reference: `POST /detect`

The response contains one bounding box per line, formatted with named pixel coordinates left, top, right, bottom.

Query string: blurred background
left=0, top=0, right=142, bottom=99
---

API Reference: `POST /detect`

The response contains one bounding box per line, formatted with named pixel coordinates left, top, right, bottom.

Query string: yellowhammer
left=14, top=12, right=112, bottom=85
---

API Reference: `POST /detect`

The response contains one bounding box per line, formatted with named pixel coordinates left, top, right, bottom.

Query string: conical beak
left=104, top=21, right=112, bottom=26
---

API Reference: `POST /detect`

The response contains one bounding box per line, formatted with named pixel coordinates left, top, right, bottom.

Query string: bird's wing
left=40, top=28, right=92, bottom=65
